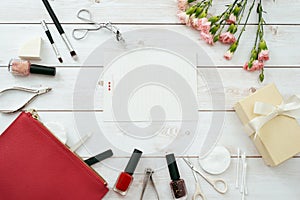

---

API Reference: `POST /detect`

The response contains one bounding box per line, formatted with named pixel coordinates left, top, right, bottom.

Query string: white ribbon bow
left=247, top=95, right=300, bottom=140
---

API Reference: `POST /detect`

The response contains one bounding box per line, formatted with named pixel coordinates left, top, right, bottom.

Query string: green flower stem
left=236, top=0, right=256, bottom=42
left=236, top=0, right=248, bottom=25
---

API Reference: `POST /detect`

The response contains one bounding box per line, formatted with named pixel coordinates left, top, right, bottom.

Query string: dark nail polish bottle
left=113, top=149, right=143, bottom=196
left=166, top=153, right=187, bottom=200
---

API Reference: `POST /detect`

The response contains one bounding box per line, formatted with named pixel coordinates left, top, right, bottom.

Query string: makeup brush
left=42, top=0, right=77, bottom=59
left=41, top=20, right=63, bottom=63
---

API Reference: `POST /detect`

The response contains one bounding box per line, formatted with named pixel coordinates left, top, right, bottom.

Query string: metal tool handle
left=0, top=87, right=51, bottom=114
left=0, top=87, right=38, bottom=94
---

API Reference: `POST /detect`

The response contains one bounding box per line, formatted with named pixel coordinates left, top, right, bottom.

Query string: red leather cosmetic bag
left=0, top=111, right=108, bottom=200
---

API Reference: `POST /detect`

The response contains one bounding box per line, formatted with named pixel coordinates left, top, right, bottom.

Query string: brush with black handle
left=42, top=0, right=77, bottom=59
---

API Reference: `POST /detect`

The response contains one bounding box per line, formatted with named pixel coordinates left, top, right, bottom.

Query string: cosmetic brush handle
left=42, top=0, right=64, bottom=34
left=30, top=64, right=56, bottom=76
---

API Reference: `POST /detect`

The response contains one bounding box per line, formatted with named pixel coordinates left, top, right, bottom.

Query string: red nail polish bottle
left=166, top=153, right=187, bottom=199
left=113, top=149, right=143, bottom=196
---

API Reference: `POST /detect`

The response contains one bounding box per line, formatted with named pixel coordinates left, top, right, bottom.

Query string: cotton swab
left=236, top=148, right=241, bottom=188
left=244, top=163, right=248, bottom=195
left=240, top=152, right=246, bottom=193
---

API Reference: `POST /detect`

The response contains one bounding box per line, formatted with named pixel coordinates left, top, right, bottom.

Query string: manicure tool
left=84, top=149, right=113, bottom=166
left=0, top=87, right=52, bottom=114
left=183, top=158, right=228, bottom=194
left=72, top=9, right=124, bottom=42
left=140, top=168, right=159, bottom=200
left=183, top=159, right=206, bottom=200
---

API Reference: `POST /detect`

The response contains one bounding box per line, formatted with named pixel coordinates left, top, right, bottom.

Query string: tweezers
left=0, top=87, right=52, bottom=114
left=140, top=168, right=159, bottom=200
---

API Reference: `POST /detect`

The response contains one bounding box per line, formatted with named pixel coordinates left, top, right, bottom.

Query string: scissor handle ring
left=212, top=179, right=228, bottom=194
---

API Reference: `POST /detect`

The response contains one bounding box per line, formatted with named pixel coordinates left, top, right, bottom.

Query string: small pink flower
left=243, top=62, right=249, bottom=70
left=219, top=32, right=236, bottom=44
left=258, top=50, right=269, bottom=61
left=177, top=0, right=188, bottom=11
left=200, top=32, right=214, bottom=45
left=243, top=60, right=264, bottom=71
left=226, top=14, right=236, bottom=25
left=224, top=50, right=233, bottom=60
left=177, top=11, right=190, bottom=25
left=252, top=60, right=264, bottom=70
left=198, top=18, right=211, bottom=33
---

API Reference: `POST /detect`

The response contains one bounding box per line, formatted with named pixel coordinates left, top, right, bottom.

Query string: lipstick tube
left=113, top=149, right=143, bottom=196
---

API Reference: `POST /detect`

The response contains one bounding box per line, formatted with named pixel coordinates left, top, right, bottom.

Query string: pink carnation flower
left=177, top=11, right=190, bottom=25
left=200, top=31, right=214, bottom=45
left=198, top=18, right=211, bottom=33
left=226, top=14, right=236, bottom=25
left=258, top=50, right=269, bottom=61
left=224, top=50, right=233, bottom=60
left=177, top=0, right=188, bottom=11
left=219, top=32, right=236, bottom=44
left=243, top=60, right=264, bottom=71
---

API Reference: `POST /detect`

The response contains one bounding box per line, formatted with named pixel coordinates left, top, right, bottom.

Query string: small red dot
left=108, top=88, right=111, bottom=91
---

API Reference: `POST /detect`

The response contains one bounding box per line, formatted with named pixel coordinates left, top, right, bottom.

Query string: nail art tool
left=84, top=149, right=113, bottom=166
left=140, top=168, right=159, bottom=200
left=42, top=0, right=77, bottom=59
left=0, top=87, right=52, bottom=114
left=41, top=20, right=63, bottom=63
left=183, top=158, right=228, bottom=194
left=198, top=146, right=231, bottom=175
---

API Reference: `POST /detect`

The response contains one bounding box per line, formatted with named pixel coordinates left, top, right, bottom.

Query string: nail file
left=84, top=149, right=113, bottom=166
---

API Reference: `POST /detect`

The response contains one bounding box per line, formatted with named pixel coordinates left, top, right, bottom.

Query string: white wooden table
left=0, top=0, right=299, bottom=199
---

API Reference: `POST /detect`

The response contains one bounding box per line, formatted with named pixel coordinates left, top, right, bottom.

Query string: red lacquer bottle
left=113, top=149, right=143, bottom=196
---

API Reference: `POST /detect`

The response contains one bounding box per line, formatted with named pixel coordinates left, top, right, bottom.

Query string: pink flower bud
left=177, top=0, right=188, bottom=11
left=219, top=32, right=236, bottom=44
left=200, top=31, right=214, bottom=45
left=258, top=50, right=269, bottom=61
left=226, top=14, right=236, bottom=25
left=224, top=50, right=233, bottom=60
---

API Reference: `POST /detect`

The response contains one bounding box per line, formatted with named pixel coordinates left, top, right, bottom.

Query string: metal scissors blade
left=183, top=158, right=228, bottom=194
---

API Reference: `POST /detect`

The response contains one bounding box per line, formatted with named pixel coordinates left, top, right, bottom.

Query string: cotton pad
left=199, top=146, right=231, bottom=175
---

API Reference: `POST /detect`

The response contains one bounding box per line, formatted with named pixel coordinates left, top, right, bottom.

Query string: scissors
left=0, top=87, right=52, bottom=114
left=72, top=9, right=124, bottom=42
left=184, top=158, right=206, bottom=200
left=183, top=158, right=228, bottom=194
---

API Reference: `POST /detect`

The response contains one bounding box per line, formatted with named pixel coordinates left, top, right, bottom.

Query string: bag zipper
left=25, top=109, right=108, bottom=186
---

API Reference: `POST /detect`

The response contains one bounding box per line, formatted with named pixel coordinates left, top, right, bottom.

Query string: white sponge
left=18, top=37, right=42, bottom=60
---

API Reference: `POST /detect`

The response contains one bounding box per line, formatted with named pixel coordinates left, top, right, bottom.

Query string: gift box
left=234, top=83, right=300, bottom=166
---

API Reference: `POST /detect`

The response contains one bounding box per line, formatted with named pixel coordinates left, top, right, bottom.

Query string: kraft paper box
left=234, top=84, right=300, bottom=166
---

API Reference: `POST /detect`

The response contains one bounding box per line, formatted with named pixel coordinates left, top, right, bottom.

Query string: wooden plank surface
left=1, top=0, right=300, bottom=199
left=0, top=0, right=298, bottom=24
left=0, top=24, right=299, bottom=66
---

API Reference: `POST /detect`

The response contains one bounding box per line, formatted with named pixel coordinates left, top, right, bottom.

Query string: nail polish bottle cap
left=124, top=149, right=143, bottom=175
left=166, top=153, right=180, bottom=181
